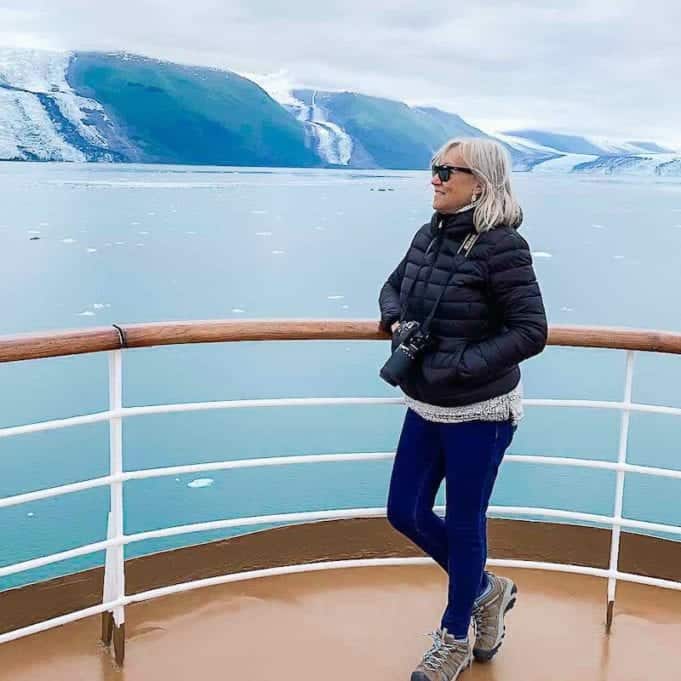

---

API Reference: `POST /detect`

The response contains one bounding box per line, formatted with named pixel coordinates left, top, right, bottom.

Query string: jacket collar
left=430, top=208, right=476, bottom=239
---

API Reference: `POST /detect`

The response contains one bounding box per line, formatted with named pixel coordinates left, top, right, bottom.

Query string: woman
left=378, top=137, right=547, bottom=681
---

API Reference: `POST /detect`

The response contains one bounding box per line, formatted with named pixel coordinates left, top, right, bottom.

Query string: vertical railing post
left=101, top=349, right=126, bottom=664
left=606, top=349, right=635, bottom=632
left=101, top=512, right=115, bottom=645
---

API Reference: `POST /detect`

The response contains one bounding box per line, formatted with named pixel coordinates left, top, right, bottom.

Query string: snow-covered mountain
left=251, top=79, right=559, bottom=170
left=497, top=130, right=680, bottom=176
left=254, top=79, right=679, bottom=175
left=0, top=48, right=121, bottom=161
left=503, top=129, right=674, bottom=157
left=0, top=47, right=678, bottom=174
left=571, top=154, right=681, bottom=176
left=0, top=49, right=319, bottom=166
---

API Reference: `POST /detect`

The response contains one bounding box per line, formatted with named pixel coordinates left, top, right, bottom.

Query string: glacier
left=571, top=153, right=681, bottom=176
left=0, top=48, right=115, bottom=161
left=303, top=90, right=353, bottom=166
left=246, top=72, right=353, bottom=166
left=502, top=129, right=675, bottom=157
left=278, top=88, right=353, bottom=166
left=497, top=131, right=681, bottom=176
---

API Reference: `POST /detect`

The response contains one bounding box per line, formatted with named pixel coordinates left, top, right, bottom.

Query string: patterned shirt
left=403, top=381, right=523, bottom=425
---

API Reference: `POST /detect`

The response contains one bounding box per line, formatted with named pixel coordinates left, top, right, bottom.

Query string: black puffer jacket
left=379, top=208, right=547, bottom=407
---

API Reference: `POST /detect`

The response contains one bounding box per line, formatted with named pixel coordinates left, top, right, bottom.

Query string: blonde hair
left=432, top=137, right=522, bottom=233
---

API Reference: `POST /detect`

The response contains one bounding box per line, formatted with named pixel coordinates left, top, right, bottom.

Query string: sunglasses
left=431, top=164, right=474, bottom=182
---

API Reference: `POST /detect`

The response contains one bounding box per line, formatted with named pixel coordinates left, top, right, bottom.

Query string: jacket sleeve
left=378, top=255, right=407, bottom=333
left=425, top=230, right=548, bottom=384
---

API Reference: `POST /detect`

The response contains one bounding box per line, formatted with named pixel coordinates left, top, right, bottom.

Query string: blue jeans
left=387, top=409, right=515, bottom=638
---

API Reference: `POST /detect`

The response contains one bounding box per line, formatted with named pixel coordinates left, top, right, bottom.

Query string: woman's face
left=431, top=147, right=482, bottom=214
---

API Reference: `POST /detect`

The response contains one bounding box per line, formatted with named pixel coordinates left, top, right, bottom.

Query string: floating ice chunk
left=92, top=303, right=106, bottom=309
left=115, top=241, right=125, bottom=245
left=77, top=310, right=96, bottom=316
left=87, top=248, right=97, bottom=253
left=327, top=295, right=344, bottom=300
left=147, top=212, right=156, bottom=216
left=342, top=305, right=349, bottom=309
left=62, top=238, right=76, bottom=244
left=314, top=226, right=325, bottom=231
left=138, top=231, right=149, bottom=235
left=592, top=224, right=606, bottom=229
left=185, top=231, right=197, bottom=235
left=532, top=251, right=553, bottom=258
left=232, top=308, right=246, bottom=313
left=136, top=243, right=145, bottom=247
left=560, top=306, right=574, bottom=312
left=131, top=222, right=140, bottom=226
left=272, top=250, right=286, bottom=255
left=613, top=255, right=625, bottom=260
left=255, top=231, right=272, bottom=236
left=251, top=210, right=268, bottom=215
left=187, top=478, right=214, bottom=489
left=28, top=229, right=41, bottom=234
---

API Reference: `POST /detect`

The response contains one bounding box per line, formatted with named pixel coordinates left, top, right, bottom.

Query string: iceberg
left=187, top=478, right=214, bottom=489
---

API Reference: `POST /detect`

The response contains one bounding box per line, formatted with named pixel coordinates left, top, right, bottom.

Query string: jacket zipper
left=420, top=230, right=444, bottom=320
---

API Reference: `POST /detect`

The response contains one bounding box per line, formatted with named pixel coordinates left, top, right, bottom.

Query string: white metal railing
left=1, top=347, right=681, bottom=655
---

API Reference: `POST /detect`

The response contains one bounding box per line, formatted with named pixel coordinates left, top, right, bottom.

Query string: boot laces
left=422, top=630, right=469, bottom=672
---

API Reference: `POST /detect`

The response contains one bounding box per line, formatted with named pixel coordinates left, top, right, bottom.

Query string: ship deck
left=1, top=564, right=679, bottom=681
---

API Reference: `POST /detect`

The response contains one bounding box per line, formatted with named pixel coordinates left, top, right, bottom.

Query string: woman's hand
left=390, top=321, right=403, bottom=352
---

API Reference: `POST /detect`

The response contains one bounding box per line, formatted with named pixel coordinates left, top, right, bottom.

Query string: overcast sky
left=1, top=0, right=679, bottom=147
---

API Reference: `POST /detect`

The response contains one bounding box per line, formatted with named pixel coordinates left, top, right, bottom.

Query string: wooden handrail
left=1, top=320, right=681, bottom=363
left=0, top=327, right=121, bottom=363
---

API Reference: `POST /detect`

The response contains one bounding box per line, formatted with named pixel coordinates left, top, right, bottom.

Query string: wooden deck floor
left=1, top=564, right=679, bottom=681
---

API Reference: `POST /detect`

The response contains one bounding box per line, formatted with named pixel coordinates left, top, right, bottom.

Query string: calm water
left=1, top=162, right=681, bottom=590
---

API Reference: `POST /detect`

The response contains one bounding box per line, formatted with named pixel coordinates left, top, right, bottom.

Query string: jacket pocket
left=420, top=342, right=468, bottom=385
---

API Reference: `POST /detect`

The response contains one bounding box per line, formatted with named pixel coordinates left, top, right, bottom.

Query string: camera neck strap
left=400, top=229, right=481, bottom=333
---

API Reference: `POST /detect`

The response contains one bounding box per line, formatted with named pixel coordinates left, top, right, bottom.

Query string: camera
left=380, top=321, right=433, bottom=387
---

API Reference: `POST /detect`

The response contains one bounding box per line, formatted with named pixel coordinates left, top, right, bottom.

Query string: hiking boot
left=472, top=572, right=517, bottom=662
left=411, top=628, right=473, bottom=681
